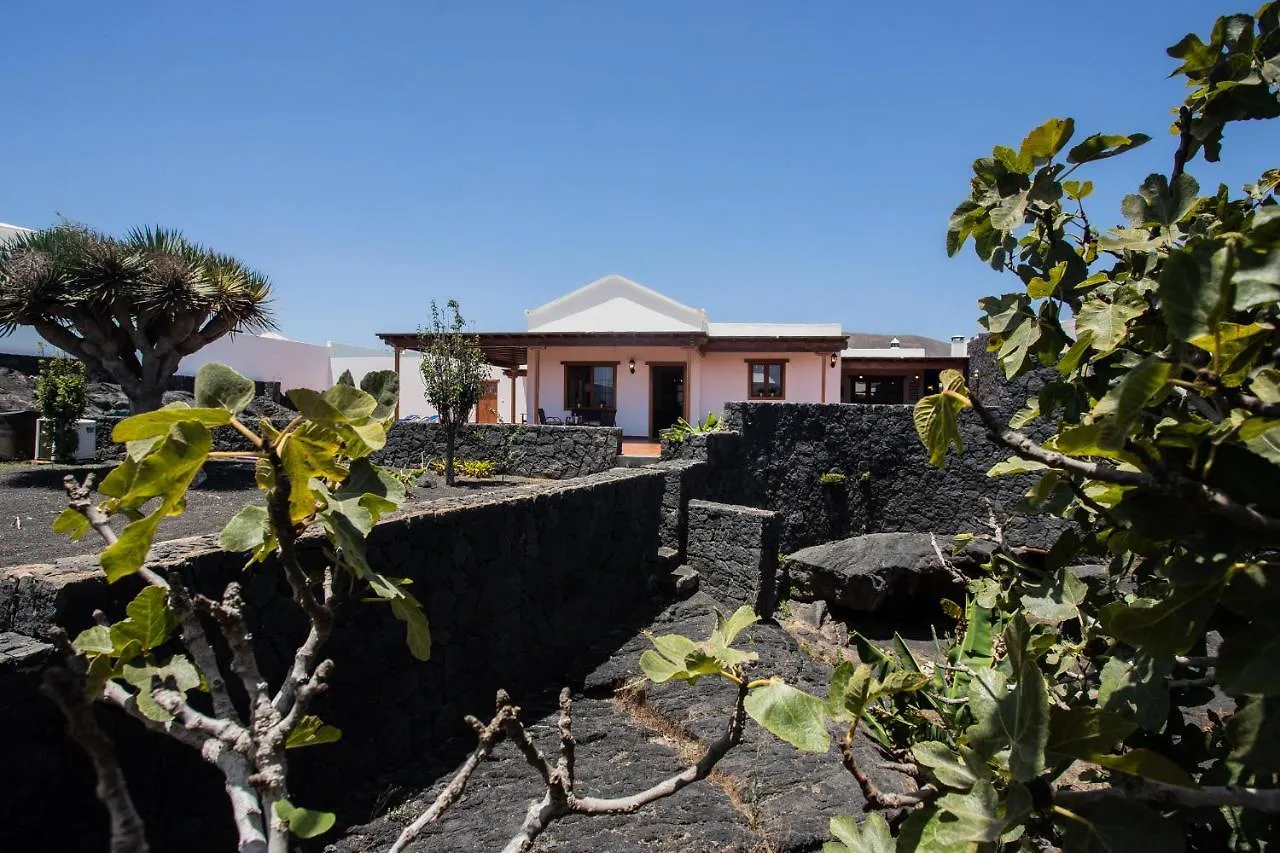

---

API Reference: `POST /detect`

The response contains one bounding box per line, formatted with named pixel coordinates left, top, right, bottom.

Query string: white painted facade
left=0, top=324, right=523, bottom=424
left=516, top=276, right=846, bottom=436
left=696, top=351, right=839, bottom=423
left=3, top=325, right=334, bottom=390
left=329, top=342, right=526, bottom=423
left=183, top=333, right=333, bottom=390
left=528, top=346, right=840, bottom=436
left=526, top=276, right=706, bottom=333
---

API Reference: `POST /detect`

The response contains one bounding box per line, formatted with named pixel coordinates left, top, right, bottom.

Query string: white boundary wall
left=330, top=343, right=526, bottom=423
left=1, top=333, right=527, bottom=423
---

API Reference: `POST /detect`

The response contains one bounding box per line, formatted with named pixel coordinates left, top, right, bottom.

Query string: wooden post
left=509, top=369, right=517, bottom=423
left=393, top=345, right=402, bottom=420
left=684, top=351, right=692, bottom=423
left=531, top=349, right=540, bottom=423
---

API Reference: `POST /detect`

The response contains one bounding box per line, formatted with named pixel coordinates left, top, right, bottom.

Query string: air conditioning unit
left=35, top=418, right=98, bottom=462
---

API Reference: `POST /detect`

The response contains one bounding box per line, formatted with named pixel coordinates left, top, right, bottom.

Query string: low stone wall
left=95, top=415, right=295, bottom=461
left=660, top=430, right=743, bottom=471
left=373, top=422, right=622, bottom=479
left=94, top=420, right=620, bottom=479
left=0, top=467, right=666, bottom=851
left=656, top=336, right=1057, bottom=553
left=686, top=500, right=780, bottom=616
left=716, top=401, right=1053, bottom=551
left=645, top=459, right=708, bottom=556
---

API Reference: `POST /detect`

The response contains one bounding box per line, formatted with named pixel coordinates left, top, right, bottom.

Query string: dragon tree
left=0, top=222, right=274, bottom=413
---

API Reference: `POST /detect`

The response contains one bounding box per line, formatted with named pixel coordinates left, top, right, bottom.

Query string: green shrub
left=35, top=355, right=87, bottom=462
left=427, top=458, right=495, bottom=479
left=818, top=471, right=847, bottom=486
left=386, top=465, right=431, bottom=489
left=661, top=411, right=727, bottom=442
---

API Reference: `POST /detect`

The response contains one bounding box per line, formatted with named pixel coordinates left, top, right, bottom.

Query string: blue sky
left=3, top=2, right=1275, bottom=346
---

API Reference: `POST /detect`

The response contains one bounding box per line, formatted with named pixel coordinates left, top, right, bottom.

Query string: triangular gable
left=525, top=274, right=707, bottom=333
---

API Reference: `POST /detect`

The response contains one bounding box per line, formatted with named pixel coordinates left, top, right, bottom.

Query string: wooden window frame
left=563, top=361, right=620, bottom=410
left=745, top=359, right=788, bottom=400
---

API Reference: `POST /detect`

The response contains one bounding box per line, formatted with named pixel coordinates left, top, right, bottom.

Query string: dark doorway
left=842, top=374, right=906, bottom=404
left=649, top=364, right=686, bottom=438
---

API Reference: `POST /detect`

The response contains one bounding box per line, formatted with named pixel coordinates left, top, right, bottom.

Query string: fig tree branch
left=839, top=736, right=939, bottom=810
left=967, top=393, right=1280, bottom=535
left=42, top=632, right=150, bottom=853
left=1054, top=778, right=1280, bottom=813
left=389, top=699, right=519, bottom=853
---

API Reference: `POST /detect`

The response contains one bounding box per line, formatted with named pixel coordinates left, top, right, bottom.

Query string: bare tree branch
left=63, top=474, right=170, bottom=588
left=839, top=735, right=939, bottom=810
left=556, top=686, right=575, bottom=784
left=1055, top=779, right=1280, bottom=813
left=567, top=679, right=749, bottom=816
left=42, top=634, right=150, bottom=853
left=272, top=566, right=337, bottom=716
left=389, top=705, right=515, bottom=853
left=501, top=680, right=751, bottom=853
left=168, top=575, right=238, bottom=721
left=499, top=698, right=555, bottom=788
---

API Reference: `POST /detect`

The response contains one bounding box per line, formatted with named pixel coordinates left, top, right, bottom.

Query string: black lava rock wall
left=0, top=468, right=666, bottom=852
left=685, top=499, right=781, bottom=617
left=373, top=422, right=622, bottom=479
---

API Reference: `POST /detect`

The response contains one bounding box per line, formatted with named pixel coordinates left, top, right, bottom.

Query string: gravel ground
left=0, top=462, right=514, bottom=567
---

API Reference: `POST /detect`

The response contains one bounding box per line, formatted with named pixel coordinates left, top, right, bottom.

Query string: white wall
left=1, top=327, right=332, bottom=389
left=178, top=334, right=332, bottom=391
left=526, top=274, right=706, bottom=332
left=0, top=328, right=527, bottom=419
left=531, top=346, right=695, bottom=436
left=341, top=347, right=525, bottom=423
left=529, top=347, right=840, bottom=436
left=406, top=355, right=526, bottom=422
left=694, top=351, right=840, bottom=420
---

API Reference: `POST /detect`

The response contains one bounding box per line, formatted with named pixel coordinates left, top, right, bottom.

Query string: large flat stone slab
left=782, top=532, right=973, bottom=616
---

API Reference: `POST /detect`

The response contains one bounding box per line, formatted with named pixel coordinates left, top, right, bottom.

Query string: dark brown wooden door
left=476, top=380, right=499, bottom=423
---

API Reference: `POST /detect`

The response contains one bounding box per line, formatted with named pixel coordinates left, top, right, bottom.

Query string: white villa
left=3, top=217, right=965, bottom=433
left=381, top=275, right=854, bottom=438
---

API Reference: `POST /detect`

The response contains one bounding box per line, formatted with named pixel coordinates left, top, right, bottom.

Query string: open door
left=649, top=364, right=686, bottom=438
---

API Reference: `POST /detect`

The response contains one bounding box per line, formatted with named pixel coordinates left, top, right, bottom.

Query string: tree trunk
left=444, top=425, right=457, bottom=486
left=129, top=385, right=166, bottom=415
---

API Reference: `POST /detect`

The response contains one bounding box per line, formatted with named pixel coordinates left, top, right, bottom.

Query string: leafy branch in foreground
left=47, top=362, right=429, bottom=853
left=891, top=5, right=1280, bottom=851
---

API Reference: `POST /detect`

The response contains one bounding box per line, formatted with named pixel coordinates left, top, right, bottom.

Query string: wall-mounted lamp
left=829, top=352, right=838, bottom=368
left=628, top=357, right=636, bottom=374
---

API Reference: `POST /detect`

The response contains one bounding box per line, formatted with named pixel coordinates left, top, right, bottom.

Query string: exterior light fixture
left=628, top=357, right=636, bottom=374
left=829, top=352, right=838, bottom=368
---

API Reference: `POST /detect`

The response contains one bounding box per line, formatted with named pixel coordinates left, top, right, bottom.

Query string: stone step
left=613, top=454, right=657, bottom=468
left=656, top=545, right=681, bottom=568
left=669, top=564, right=699, bottom=597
